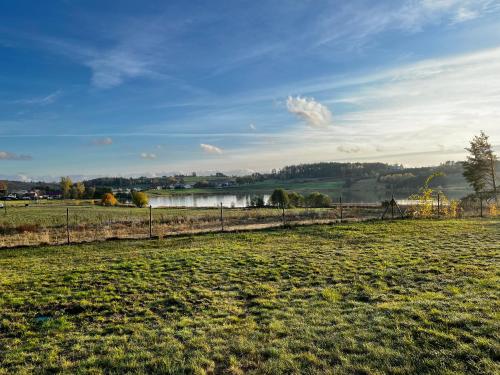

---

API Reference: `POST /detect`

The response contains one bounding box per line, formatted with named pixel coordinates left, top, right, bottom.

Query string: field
left=1, top=219, right=498, bottom=374
left=147, top=178, right=345, bottom=197
left=0, top=203, right=383, bottom=248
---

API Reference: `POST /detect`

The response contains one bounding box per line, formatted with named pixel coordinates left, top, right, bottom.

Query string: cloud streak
left=91, top=137, right=113, bottom=146
left=140, top=153, right=157, bottom=160
left=15, top=90, right=61, bottom=105
left=315, top=0, right=499, bottom=48
left=200, top=143, right=223, bottom=154
left=0, top=151, right=32, bottom=160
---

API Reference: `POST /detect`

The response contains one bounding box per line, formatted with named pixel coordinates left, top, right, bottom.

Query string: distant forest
left=2, top=160, right=482, bottom=193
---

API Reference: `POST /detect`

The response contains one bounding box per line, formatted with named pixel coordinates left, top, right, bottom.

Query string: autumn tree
left=0, top=181, right=7, bottom=196
left=60, top=177, right=73, bottom=199
left=101, top=193, right=118, bottom=206
left=463, top=131, right=498, bottom=203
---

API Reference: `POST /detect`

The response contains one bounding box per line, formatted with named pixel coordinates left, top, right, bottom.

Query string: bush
left=101, top=193, right=118, bottom=206
left=269, top=189, right=289, bottom=208
left=305, top=192, right=332, bottom=208
left=132, top=191, right=149, bottom=208
left=288, top=192, right=305, bottom=207
left=249, top=195, right=265, bottom=207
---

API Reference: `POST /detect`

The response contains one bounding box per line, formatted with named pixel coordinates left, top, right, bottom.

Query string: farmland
left=1, top=219, right=499, bottom=374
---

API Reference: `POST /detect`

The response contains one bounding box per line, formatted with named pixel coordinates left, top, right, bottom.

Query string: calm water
left=150, top=194, right=271, bottom=208
left=149, top=188, right=469, bottom=208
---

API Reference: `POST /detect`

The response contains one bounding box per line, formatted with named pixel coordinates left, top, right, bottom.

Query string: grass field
left=0, top=219, right=498, bottom=374
left=0, top=203, right=382, bottom=247
left=148, top=178, right=346, bottom=197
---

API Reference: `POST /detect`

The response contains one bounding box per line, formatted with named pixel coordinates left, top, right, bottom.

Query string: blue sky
left=1, top=0, right=500, bottom=180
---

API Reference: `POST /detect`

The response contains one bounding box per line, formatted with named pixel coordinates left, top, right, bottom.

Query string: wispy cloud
left=0, top=151, right=32, bottom=160
left=286, top=96, right=332, bottom=128
left=315, top=0, right=499, bottom=48
left=25, top=15, right=190, bottom=89
left=140, top=153, right=157, bottom=160
left=200, top=143, right=223, bottom=154
left=15, top=90, right=61, bottom=105
left=91, top=137, right=113, bottom=146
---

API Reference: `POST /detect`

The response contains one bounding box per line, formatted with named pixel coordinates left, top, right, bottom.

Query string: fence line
left=0, top=199, right=496, bottom=249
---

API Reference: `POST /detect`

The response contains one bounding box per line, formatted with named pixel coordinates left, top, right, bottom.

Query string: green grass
left=147, top=178, right=346, bottom=196
left=0, top=219, right=499, bottom=374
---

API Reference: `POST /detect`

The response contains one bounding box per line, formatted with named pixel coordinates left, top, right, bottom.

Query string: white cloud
left=286, top=96, right=333, bottom=128
left=140, top=153, right=157, bottom=160
left=91, top=137, right=113, bottom=146
left=0, top=151, right=32, bottom=160
left=200, top=143, right=223, bottom=154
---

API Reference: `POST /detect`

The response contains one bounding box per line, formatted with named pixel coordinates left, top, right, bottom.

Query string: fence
left=0, top=198, right=495, bottom=248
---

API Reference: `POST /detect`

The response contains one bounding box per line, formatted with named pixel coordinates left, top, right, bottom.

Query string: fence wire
left=0, top=200, right=495, bottom=248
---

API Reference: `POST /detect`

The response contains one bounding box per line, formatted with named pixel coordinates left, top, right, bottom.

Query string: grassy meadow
left=0, top=218, right=499, bottom=374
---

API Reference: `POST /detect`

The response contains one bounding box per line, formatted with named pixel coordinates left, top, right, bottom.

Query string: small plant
left=408, top=173, right=444, bottom=218
left=488, top=202, right=497, bottom=216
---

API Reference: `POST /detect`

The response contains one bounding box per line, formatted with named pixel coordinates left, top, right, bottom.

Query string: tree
left=101, top=192, right=118, bottom=206
left=71, top=185, right=79, bottom=199
left=288, top=191, right=305, bottom=207
left=0, top=181, right=7, bottom=196
left=305, top=192, right=332, bottom=208
left=85, top=186, right=96, bottom=199
left=60, top=177, right=73, bottom=199
left=463, top=131, right=498, bottom=203
left=75, top=182, right=86, bottom=199
left=132, top=191, right=149, bottom=208
left=269, top=188, right=289, bottom=208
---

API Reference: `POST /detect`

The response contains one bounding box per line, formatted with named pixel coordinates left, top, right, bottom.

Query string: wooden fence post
left=339, top=195, right=343, bottom=222
left=66, top=207, right=70, bottom=245
left=220, top=203, right=224, bottom=232
left=149, top=205, right=153, bottom=239
left=282, top=205, right=285, bottom=226
left=437, top=193, right=440, bottom=218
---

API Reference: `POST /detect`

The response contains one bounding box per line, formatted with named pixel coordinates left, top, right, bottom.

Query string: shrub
left=489, top=203, right=497, bottom=216
left=288, top=192, right=305, bottom=207
left=249, top=195, right=265, bottom=207
left=132, top=191, right=149, bottom=208
left=305, top=192, right=332, bottom=208
left=101, top=193, right=117, bottom=206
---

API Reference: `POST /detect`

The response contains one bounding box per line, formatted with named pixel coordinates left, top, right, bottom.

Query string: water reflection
left=150, top=194, right=271, bottom=208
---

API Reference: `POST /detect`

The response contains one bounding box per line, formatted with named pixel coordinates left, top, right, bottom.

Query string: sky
left=1, top=0, right=500, bottom=181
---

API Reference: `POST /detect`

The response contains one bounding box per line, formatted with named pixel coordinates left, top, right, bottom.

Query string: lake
left=149, top=194, right=271, bottom=208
